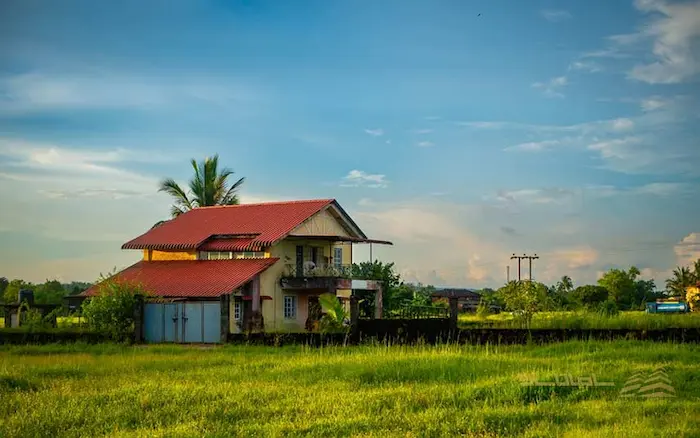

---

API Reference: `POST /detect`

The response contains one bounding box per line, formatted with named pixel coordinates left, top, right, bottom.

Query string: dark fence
left=225, top=327, right=700, bottom=346
left=0, top=329, right=115, bottom=345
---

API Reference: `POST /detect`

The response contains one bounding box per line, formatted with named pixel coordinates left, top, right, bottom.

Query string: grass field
left=459, top=311, right=700, bottom=330
left=1, top=341, right=699, bottom=437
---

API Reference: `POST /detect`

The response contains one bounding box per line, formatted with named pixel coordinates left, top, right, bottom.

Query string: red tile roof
left=82, top=258, right=279, bottom=298
left=197, top=237, right=261, bottom=252
left=122, top=199, right=336, bottom=250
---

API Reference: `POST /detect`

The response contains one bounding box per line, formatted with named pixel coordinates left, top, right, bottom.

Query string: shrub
left=597, top=299, right=619, bottom=317
left=318, top=293, right=349, bottom=333
left=476, top=300, right=491, bottom=319
left=687, top=287, right=700, bottom=312
left=81, top=276, right=147, bottom=342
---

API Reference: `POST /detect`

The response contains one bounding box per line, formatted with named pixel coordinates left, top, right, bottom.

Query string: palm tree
left=158, top=154, right=245, bottom=218
left=693, top=259, right=700, bottom=284
left=665, top=266, right=694, bottom=300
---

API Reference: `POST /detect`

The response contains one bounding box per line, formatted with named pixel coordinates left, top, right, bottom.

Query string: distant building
left=431, top=288, right=482, bottom=312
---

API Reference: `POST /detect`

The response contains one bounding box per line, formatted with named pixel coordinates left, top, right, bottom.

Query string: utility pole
left=511, top=254, right=539, bottom=281
left=506, top=265, right=510, bottom=283
left=525, top=254, right=539, bottom=281
left=510, top=254, right=522, bottom=281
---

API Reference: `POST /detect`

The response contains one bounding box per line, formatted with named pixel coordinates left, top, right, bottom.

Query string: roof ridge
left=195, top=199, right=334, bottom=210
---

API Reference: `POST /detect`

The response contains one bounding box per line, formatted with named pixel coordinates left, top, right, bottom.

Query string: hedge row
left=0, top=328, right=118, bottom=345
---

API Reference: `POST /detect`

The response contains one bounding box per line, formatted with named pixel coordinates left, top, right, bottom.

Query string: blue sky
left=1, top=0, right=699, bottom=288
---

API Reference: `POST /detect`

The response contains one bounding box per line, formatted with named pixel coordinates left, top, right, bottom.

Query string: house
left=431, top=288, right=482, bottom=312
left=82, top=199, right=392, bottom=342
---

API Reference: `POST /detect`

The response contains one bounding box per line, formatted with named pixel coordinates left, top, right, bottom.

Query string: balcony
left=279, top=263, right=381, bottom=291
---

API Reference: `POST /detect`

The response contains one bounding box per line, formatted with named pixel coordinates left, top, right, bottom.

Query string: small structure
left=2, top=290, right=62, bottom=328
left=431, top=288, right=482, bottom=312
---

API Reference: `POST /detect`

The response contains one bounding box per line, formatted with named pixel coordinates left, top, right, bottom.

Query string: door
left=183, top=302, right=203, bottom=343
left=295, top=245, right=304, bottom=277
left=143, top=301, right=220, bottom=343
left=144, top=303, right=164, bottom=342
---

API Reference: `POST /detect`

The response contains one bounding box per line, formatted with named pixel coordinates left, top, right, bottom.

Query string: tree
left=350, top=261, right=402, bottom=315
left=693, top=259, right=700, bottom=283
left=571, top=285, right=609, bottom=310
left=82, top=275, right=149, bottom=342
left=665, top=266, right=694, bottom=300
left=34, top=279, right=65, bottom=305
left=496, top=281, right=549, bottom=327
left=3, top=279, right=31, bottom=304
left=598, top=267, right=640, bottom=310
left=0, top=277, right=8, bottom=297
left=550, top=275, right=575, bottom=310
left=159, top=154, right=245, bottom=218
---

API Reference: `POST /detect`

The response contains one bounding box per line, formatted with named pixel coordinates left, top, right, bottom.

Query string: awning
left=287, top=235, right=393, bottom=245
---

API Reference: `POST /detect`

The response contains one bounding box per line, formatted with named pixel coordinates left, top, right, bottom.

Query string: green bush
left=597, top=299, right=619, bottom=317
left=81, top=276, right=148, bottom=342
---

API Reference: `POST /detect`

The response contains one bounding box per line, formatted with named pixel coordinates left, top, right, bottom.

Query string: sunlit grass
left=1, top=341, right=699, bottom=437
left=460, top=311, right=700, bottom=329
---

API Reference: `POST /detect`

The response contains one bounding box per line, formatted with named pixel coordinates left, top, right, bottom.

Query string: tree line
left=0, top=278, right=92, bottom=305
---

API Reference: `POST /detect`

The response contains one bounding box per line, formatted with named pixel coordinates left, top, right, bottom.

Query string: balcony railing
left=282, top=263, right=354, bottom=279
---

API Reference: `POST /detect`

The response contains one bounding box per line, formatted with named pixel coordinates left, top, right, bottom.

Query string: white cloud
left=541, top=9, right=572, bottom=22
left=340, top=170, right=388, bottom=188
left=493, top=188, right=576, bottom=205
left=505, top=139, right=560, bottom=152
left=0, top=138, right=168, bottom=196
left=364, top=128, right=384, bottom=137
left=413, top=129, right=433, bottom=134
left=674, top=232, right=700, bottom=267
left=0, top=72, right=262, bottom=114
left=611, top=118, right=635, bottom=131
left=586, top=182, right=689, bottom=198
left=641, top=96, right=671, bottom=111
left=568, top=61, right=603, bottom=73
left=532, top=76, right=568, bottom=98
left=629, top=0, right=700, bottom=84
left=417, top=141, right=435, bottom=147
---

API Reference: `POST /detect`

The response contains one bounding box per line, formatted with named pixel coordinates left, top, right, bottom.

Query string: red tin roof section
left=82, top=258, right=279, bottom=298
left=197, top=237, right=261, bottom=252
left=122, top=199, right=334, bottom=251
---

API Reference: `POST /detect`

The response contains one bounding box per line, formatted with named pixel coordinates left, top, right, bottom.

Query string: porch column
left=220, top=294, right=230, bottom=343
left=251, top=276, right=261, bottom=313
left=249, top=275, right=264, bottom=332
left=374, top=284, right=383, bottom=319
left=350, top=295, right=359, bottom=326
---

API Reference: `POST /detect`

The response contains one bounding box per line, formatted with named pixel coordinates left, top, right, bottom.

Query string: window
left=234, top=251, right=266, bottom=259
left=233, top=301, right=241, bottom=320
left=284, top=295, right=297, bottom=319
left=333, top=247, right=343, bottom=269
left=206, top=251, right=233, bottom=260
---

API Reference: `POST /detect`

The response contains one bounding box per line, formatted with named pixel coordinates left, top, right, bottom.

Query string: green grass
left=460, top=311, right=700, bottom=330
left=1, top=341, right=699, bottom=437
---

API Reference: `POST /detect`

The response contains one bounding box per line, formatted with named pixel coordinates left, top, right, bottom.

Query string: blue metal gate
left=144, top=301, right=221, bottom=343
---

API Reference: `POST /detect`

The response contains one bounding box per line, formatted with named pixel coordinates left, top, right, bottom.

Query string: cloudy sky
left=1, top=0, right=699, bottom=288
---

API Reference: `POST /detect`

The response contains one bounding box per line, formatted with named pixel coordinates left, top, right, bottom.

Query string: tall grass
left=1, top=341, right=699, bottom=437
left=460, top=311, right=700, bottom=329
